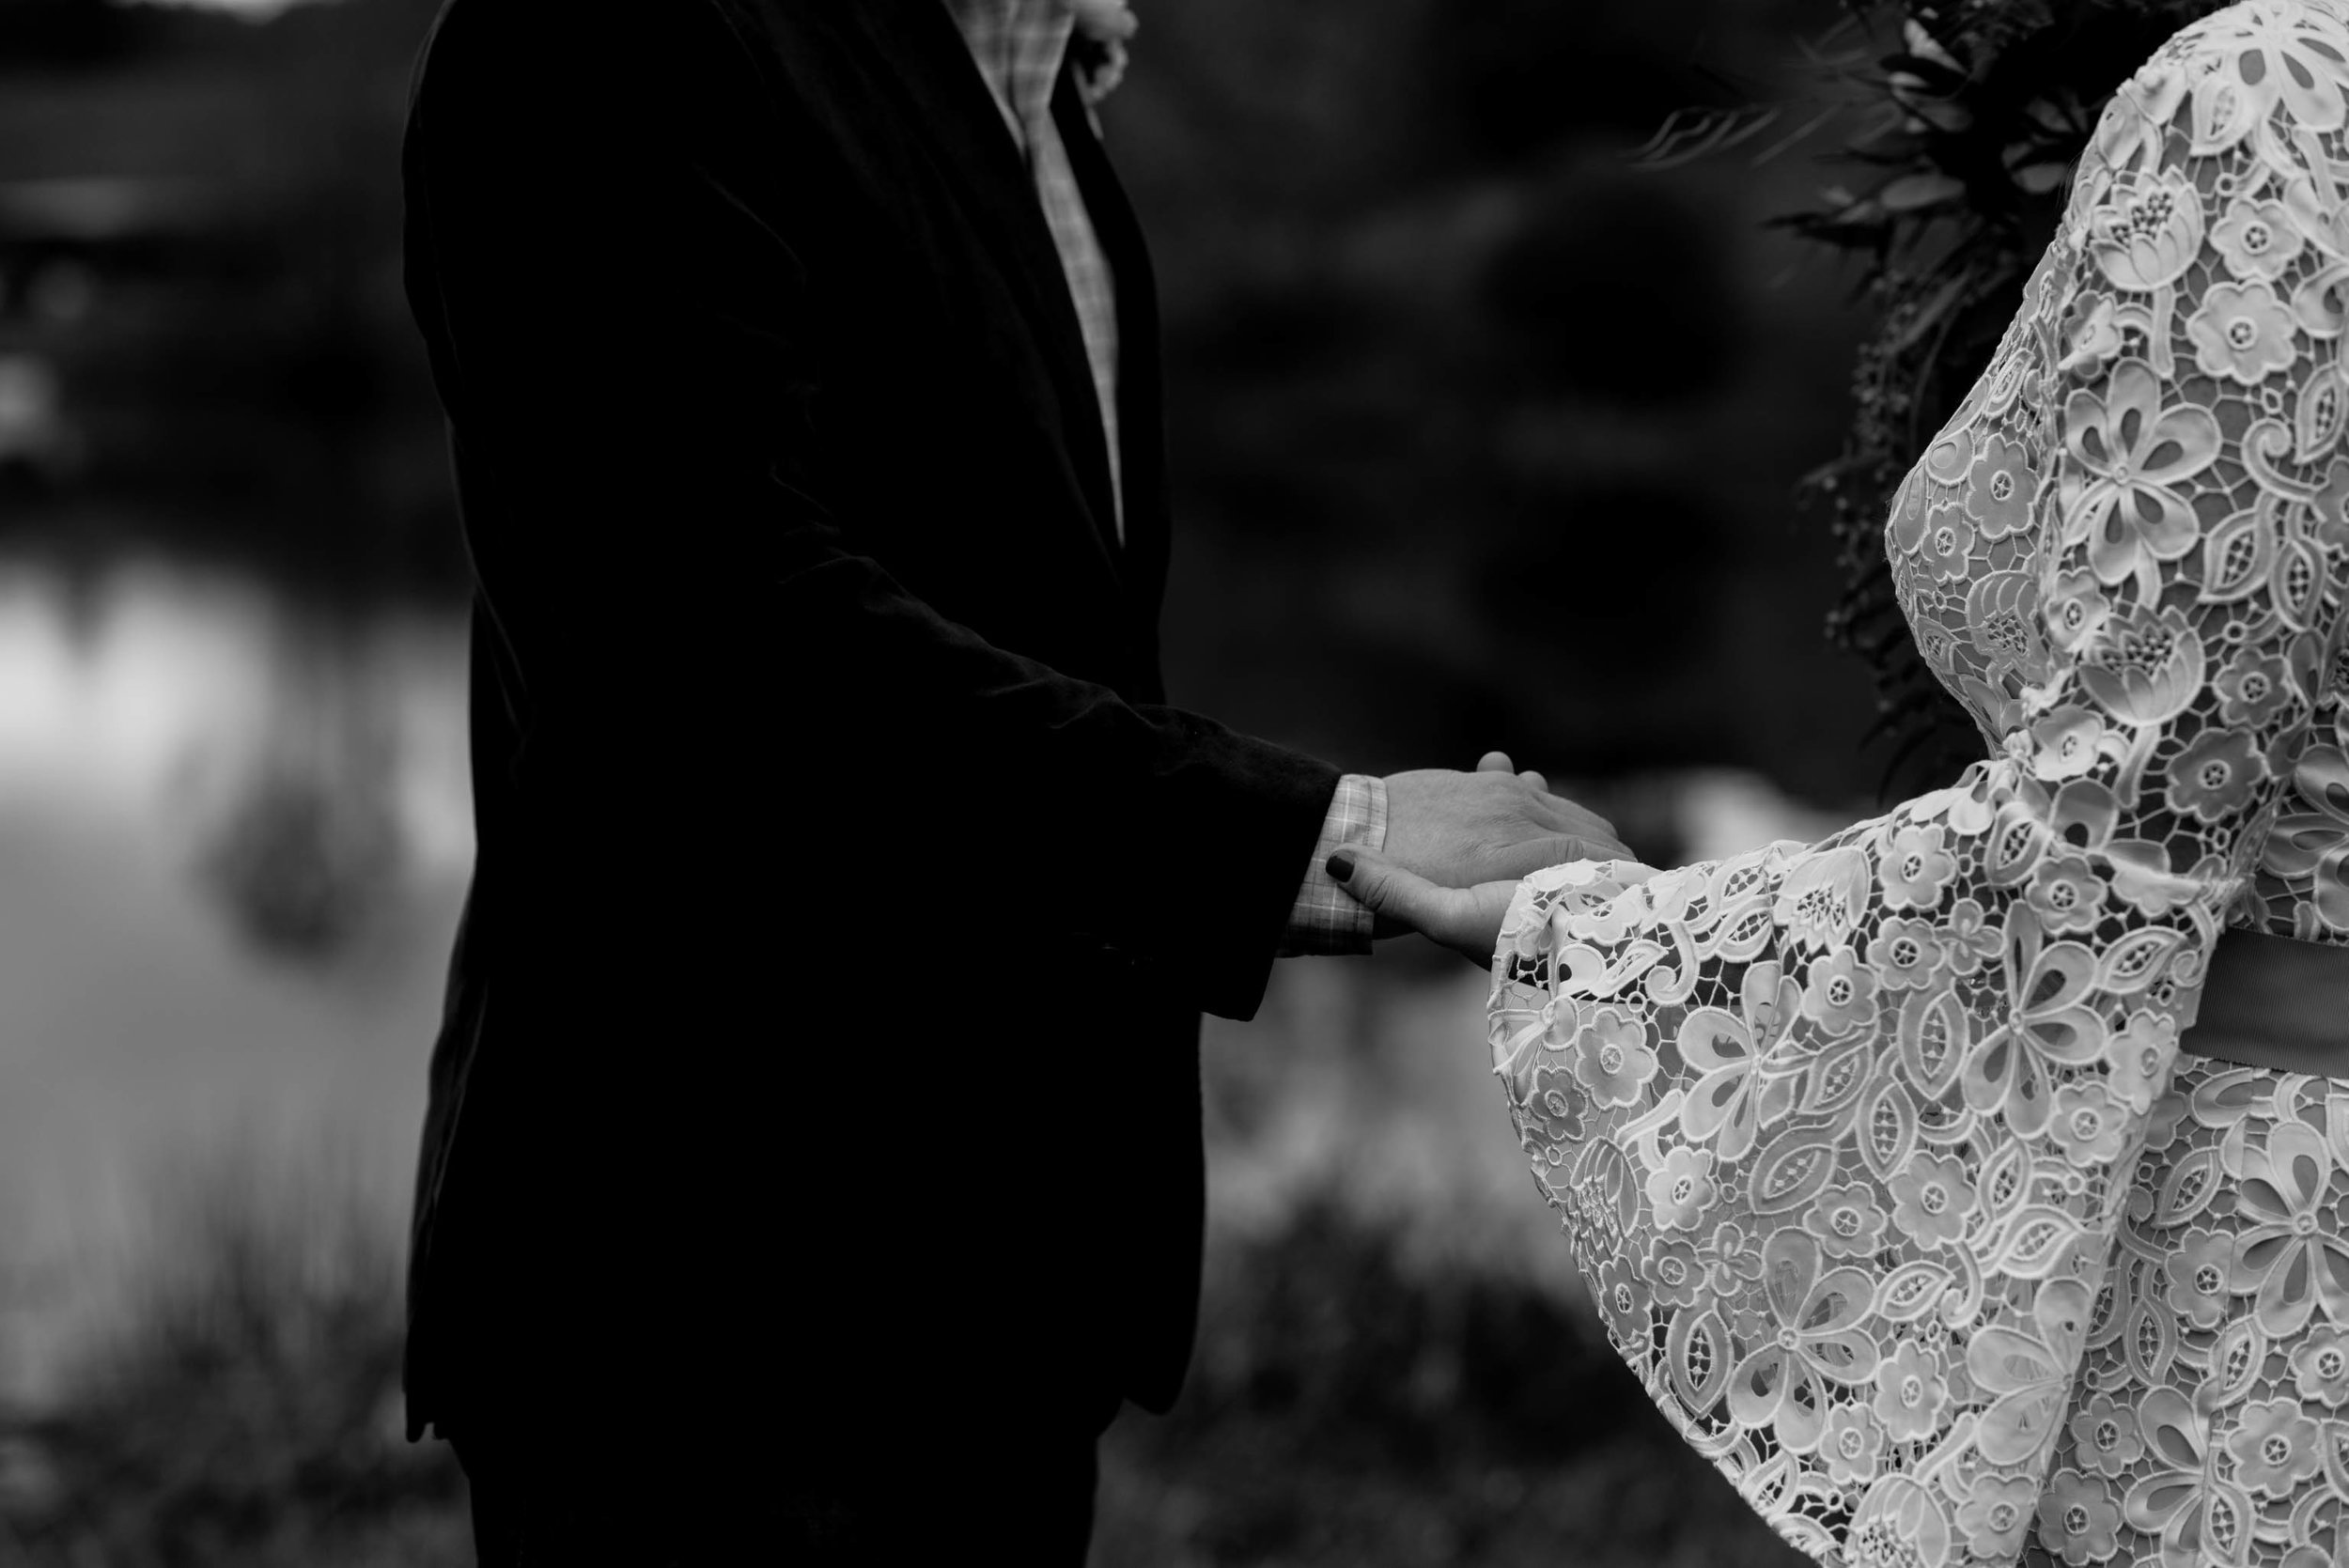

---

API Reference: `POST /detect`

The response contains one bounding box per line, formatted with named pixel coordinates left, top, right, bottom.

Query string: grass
left=0, top=1146, right=467, bottom=1567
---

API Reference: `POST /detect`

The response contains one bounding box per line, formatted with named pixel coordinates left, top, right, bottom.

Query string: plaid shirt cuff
left=1278, top=773, right=1387, bottom=957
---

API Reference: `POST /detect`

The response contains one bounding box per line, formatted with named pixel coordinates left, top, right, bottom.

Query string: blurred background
left=0, top=0, right=1889, bottom=1560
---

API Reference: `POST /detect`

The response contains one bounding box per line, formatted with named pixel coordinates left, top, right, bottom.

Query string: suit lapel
left=842, top=0, right=1124, bottom=567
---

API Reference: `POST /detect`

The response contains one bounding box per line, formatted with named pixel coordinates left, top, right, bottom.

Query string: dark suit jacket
left=397, top=0, right=1341, bottom=1455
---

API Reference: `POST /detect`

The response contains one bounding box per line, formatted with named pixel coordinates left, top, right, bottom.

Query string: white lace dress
left=1488, top=6, right=2349, bottom=1565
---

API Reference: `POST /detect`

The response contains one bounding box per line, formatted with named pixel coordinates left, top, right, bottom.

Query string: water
left=0, top=553, right=469, bottom=1404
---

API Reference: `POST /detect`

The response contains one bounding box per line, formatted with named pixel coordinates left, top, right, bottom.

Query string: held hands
left=1340, top=753, right=1655, bottom=964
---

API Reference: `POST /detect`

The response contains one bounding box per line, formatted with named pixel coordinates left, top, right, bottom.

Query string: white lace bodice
left=1489, top=6, right=2349, bottom=1564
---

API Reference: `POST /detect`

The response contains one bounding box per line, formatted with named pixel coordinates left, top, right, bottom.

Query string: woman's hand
left=1329, top=848, right=1520, bottom=965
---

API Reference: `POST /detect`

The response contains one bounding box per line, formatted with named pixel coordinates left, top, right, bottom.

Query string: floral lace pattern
left=1489, top=6, right=2349, bottom=1565
left=2037, top=1058, right=2349, bottom=1568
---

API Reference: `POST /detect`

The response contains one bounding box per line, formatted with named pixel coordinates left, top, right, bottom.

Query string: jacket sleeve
left=403, top=0, right=1337, bottom=1020
left=1486, top=14, right=2349, bottom=1564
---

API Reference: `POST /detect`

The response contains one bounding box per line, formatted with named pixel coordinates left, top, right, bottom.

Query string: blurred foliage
left=0, top=1154, right=467, bottom=1567
left=1654, top=0, right=2233, bottom=790
left=195, top=738, right=404, bottom=967
left=187, top=622, right=417, bottom=971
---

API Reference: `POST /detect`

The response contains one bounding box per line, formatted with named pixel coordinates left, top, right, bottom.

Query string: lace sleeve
left=1488, top=11, right=2349, bottom=1565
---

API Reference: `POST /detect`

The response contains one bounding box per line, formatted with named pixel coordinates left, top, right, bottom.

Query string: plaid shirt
left=942, top=0, right=1123, bottom=541
left=941, top=0, right=1381, bottom=955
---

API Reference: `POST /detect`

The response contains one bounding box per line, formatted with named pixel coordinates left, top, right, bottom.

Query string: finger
left=1518, top=768, right=1548, bottom=793
left=1490, top=780, right=1626, bottom=846
left=1471, top=835, right=1638, bottom=880
left=1330, top=848, right=1475, bottom=938
left=1522, top=789, right=1621, bottom=846
left=1476, top=751, right=1515, bottom=774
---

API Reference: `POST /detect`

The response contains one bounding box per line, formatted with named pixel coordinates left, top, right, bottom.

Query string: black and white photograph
left=3, top=0, right=2348, bottom=1563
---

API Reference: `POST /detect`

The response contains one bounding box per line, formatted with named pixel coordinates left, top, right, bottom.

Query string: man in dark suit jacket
left=397, top=0, right=1623, bottom=1560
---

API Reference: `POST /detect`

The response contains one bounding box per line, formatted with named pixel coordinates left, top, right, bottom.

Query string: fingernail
left=1327, top=852, right=1355, bottom=883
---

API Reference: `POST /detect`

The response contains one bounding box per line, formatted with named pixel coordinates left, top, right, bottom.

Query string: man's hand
left=1332, top=839, right=1663, bottom=966
left=1379, top=751, right=1631, bottom=892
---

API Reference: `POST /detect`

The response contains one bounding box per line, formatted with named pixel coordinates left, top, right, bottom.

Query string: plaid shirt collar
left=939, top=0, right=1075, bottom=151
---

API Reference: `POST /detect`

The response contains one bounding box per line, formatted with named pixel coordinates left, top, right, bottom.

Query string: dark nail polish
left=1327, top=852, right=1354, bottom=883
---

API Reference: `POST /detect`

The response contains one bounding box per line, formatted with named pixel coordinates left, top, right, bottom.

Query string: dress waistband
left=2186, top=925, right=2349, bottom=1079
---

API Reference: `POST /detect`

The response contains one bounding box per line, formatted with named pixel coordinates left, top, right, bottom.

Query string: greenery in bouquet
left=1651, top=0, right=2229, bottom=788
